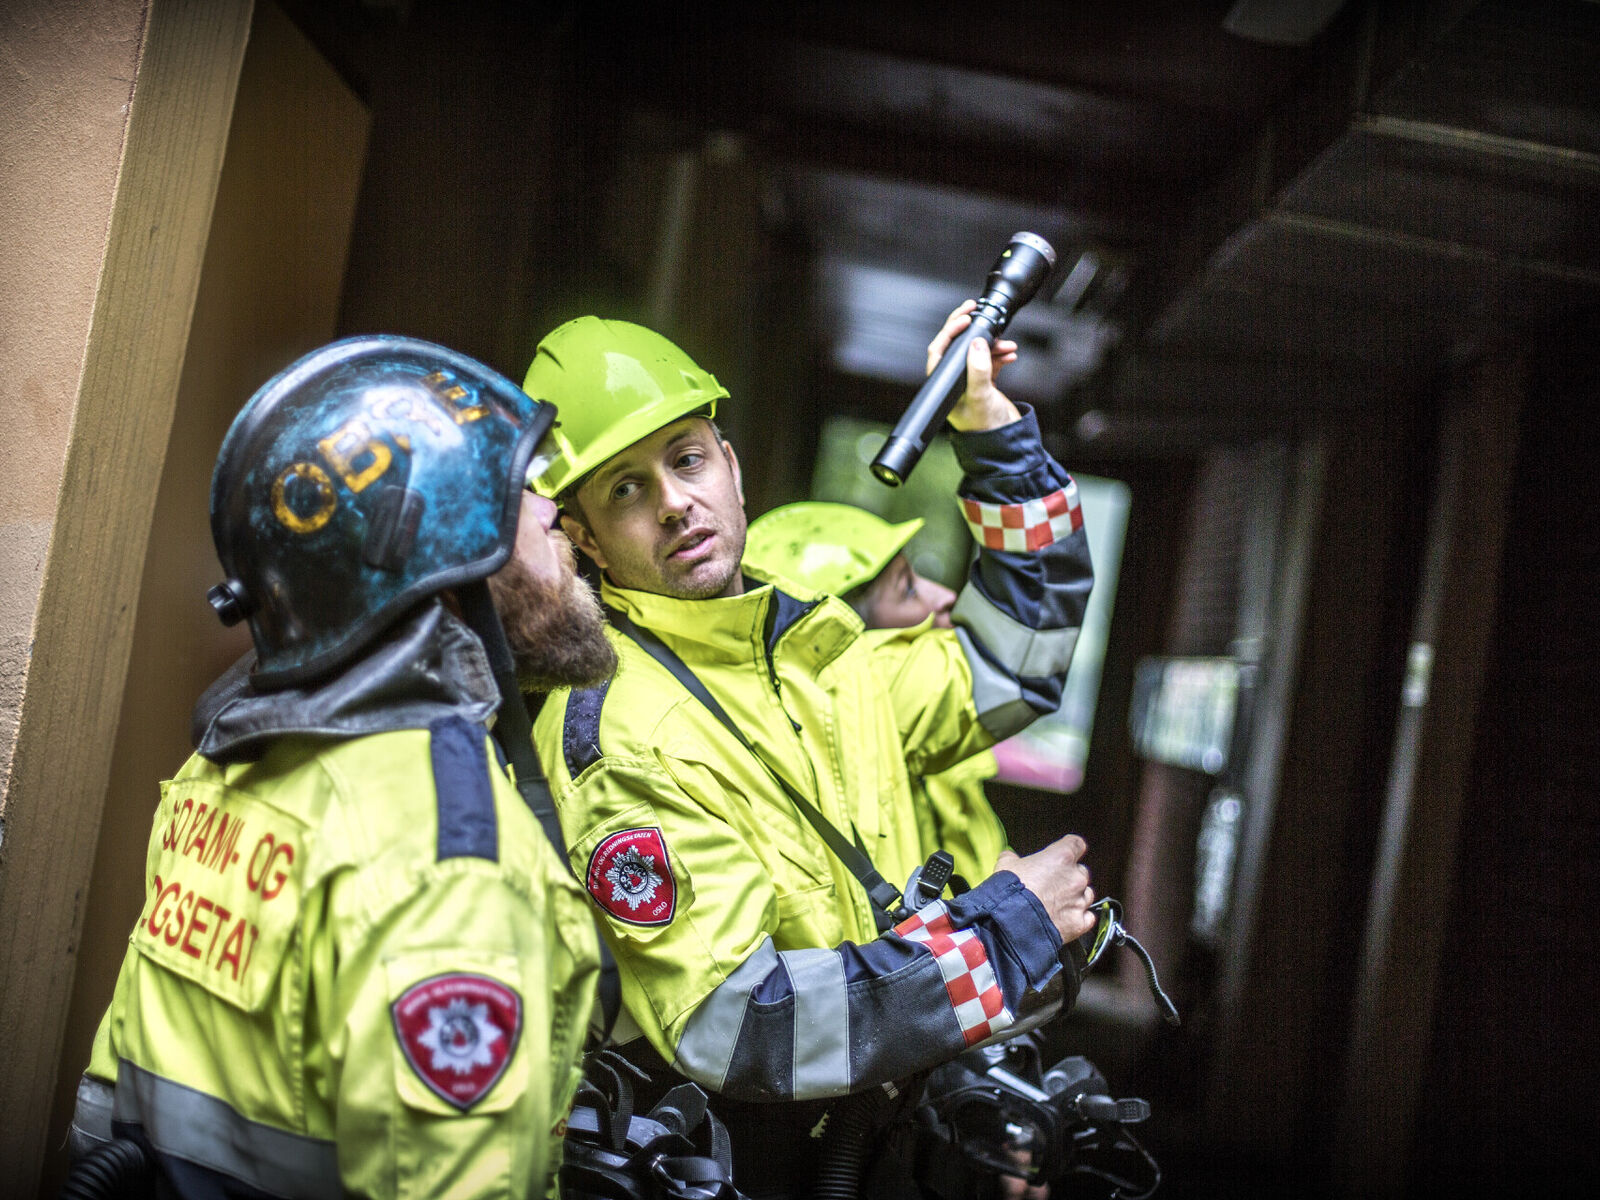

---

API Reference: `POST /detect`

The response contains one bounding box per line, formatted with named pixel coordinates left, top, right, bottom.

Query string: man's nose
left=528, top=493, right=558, bottom=532
left=657, top=474, right=691, bottom=522
left=928, top=579, right=958, bottom=627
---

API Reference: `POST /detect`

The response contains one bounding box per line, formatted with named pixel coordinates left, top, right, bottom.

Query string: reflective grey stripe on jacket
left=670, top=874, right=1067, bottom=1103
left=952, top=587, right=1080, bottom=739
left=114, top=1059, right=342, bottom=1200
left=672, top=937, right=958, bottom=1102
left=69, top=1073, right=115, bottom=1162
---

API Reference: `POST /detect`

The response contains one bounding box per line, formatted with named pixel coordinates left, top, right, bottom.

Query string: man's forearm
left=947, top=405, right=1095, bottom=740
left=669, top=872, right=1069, bottom=1102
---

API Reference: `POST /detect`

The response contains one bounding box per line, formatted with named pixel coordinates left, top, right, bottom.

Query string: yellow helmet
left=744, top=502, right=924, bottom=596
left=521, top=316, right=728, bottom=498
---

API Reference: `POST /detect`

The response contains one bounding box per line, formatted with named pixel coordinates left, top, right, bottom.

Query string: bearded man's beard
left=486, top=554, right=617, bottom=691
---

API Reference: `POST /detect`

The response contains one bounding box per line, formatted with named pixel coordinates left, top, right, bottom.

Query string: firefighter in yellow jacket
left=521, top=303, right=1097, bottom=1197
left=743, top=500, right=1009, bottom=886
left=68, top=337, right=618, bottom=1198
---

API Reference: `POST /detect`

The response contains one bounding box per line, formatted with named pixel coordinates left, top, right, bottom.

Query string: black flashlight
left=870, top=232, right=1056, bottom=487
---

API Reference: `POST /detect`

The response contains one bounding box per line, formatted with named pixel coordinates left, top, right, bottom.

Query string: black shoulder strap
left=458, top=582, right=623, bottom=1039
left=606, top=606, right=903, bottom=933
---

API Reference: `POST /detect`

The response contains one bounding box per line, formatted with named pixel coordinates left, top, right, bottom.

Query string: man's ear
left=561, top=513, right=607, bottom=570
left=722, top=439, right=745, bottom=508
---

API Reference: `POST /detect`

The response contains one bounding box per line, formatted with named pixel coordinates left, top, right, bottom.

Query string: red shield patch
left=392, top=973, right=521, bottom=1109
left=586, top=827, right=677, bottom=927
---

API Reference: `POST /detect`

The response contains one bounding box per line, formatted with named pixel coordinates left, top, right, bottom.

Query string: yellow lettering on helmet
left=423, top=369, right=489, bottom=424
left=318, top=418, right=393, bottom=491
left=271, top=462, right=338, bottom=534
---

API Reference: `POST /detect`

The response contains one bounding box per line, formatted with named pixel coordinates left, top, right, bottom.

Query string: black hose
left=59, top=1139, right=154, bottom=1200
left=1113, top=927, right=1181, bottom=1027
left=809, top=1092, right=877, bottom=1200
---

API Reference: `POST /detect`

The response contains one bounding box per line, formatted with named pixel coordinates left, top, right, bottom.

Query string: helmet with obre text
left=207, top=336, right=555, bottom=687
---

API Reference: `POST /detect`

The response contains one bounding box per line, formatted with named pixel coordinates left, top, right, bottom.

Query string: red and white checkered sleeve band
left=894, top=900, right=1016, bottom=1047
left=960, top=480, right=1082, bottom=553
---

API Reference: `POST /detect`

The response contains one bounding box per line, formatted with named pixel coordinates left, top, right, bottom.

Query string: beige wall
left=39, top=9, right=369, bottom=1186
left=0, top=0, right=148, bottom=801
left=0, top=0, right=254, bottom=1188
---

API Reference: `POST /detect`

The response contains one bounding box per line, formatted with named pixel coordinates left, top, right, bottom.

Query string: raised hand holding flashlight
left=929, top=300, right=1021, bottom=432
left=871, top=231, right=1056, bottom=486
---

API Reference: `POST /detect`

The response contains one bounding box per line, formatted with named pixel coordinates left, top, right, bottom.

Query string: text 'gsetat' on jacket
left=535, top=406, right=1092, bottom=1103
left=76, top=606, right=599, bottom=1199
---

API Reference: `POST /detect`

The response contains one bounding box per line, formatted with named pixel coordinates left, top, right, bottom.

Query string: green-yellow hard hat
left=744, top=502, right=924, bottom=597
left=522, top=316, right=728, bottom=498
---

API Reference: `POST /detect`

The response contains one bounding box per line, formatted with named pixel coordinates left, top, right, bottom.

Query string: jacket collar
left=192, top=602, right=500, bottom=764
left=600, top=566, right=855, bottom=670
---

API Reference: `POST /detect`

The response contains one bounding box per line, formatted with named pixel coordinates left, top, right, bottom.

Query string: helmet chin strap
left=456, top=577, right=622, bottom=1040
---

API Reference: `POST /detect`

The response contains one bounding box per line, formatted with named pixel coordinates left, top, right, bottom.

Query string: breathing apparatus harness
left=915, top=1035, right=1162, bottom=1200
left=910, top=896, right=1177, bottom=1200
left=561, top=1051, right=746, bottom=1200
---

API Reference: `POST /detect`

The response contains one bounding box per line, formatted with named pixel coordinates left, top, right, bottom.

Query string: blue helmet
left=207, top=335, right=554, bottom=687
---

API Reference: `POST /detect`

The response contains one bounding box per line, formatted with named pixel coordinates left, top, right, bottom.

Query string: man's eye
left=677, top=451, right=704, bottom=469
left=612, top=480, right=638, bottom=501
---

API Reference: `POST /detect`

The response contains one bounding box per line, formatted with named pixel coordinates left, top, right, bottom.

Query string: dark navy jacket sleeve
left=672, top=871, right=1070, bottom=1101
left=945, top=403, right=1094, bottom=738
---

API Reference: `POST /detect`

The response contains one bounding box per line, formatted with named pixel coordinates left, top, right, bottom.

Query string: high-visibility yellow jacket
left=81, top=710, right=598, bottom=1199
left=536, top=409, right=1091, bottom=1105
left=913, top=745, right=1006, bottom=883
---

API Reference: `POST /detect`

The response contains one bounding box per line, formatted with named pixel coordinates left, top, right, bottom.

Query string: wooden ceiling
left=282, top=0, right=1600, bottom=450
left=587, top=0, right=1600, bottom=447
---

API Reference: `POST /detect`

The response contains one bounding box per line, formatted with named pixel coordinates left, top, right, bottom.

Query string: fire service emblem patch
left=586, top=827, right=677, bottom=926
left=392, top=973, right=521, bottom=1109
